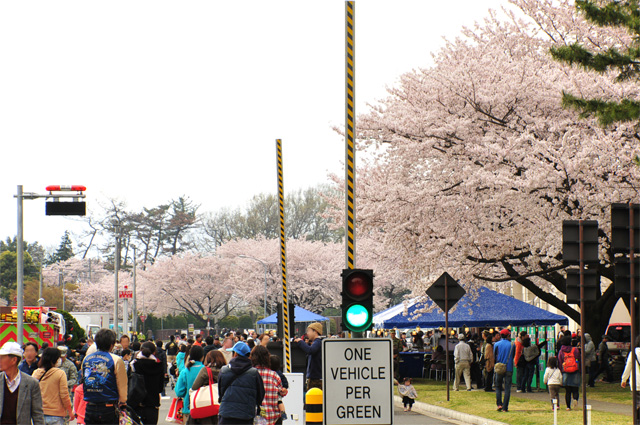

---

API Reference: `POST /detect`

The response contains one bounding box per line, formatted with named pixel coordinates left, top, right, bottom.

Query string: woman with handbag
left=251, top=345, right=284, bottom=425
left=176, top=345, right=205, bottom=424
left=129, top=341, right=165, bottom=424
left=32, top=348, right=75, bottom=425
left=189, top=350, right=227, bottom=424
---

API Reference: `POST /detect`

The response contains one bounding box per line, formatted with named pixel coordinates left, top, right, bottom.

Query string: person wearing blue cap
left=218, top=342, right=265, bottom=424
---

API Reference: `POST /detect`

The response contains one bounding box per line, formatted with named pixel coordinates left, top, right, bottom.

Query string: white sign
left=322, top=338, right=394, bottom=425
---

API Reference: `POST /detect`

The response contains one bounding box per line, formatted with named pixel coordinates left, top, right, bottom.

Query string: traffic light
left=565, top=269, right=599, bottom=304
left=46, top=201, right=86, bottom=216
left=277, top=302, right=295, bottom=339
left=46, top=312, right=60, bottom=325
left=562, top=220, right=599, bottom=265
left=341, top=269, right=373, bottom=333
left=614, top=257, right=640, bottom=296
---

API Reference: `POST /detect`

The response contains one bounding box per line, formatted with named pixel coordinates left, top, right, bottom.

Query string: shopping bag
left=166, top=397, right=184, bottom=424
left=189, top=367, right=220, bottom=418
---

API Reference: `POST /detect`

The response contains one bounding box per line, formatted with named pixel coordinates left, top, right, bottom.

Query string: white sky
left=0, top=0, right=509, bottom=250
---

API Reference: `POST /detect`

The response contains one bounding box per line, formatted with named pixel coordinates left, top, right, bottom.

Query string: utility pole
left=132, top=246, right=137, bottom=334
left=38, top=267, right=43, bottom=303
left=114, top=227, right=120, bottom=337
left=59, top=270, right=65, bottom=311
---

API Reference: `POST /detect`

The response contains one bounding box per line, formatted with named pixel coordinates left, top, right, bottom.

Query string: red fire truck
left=0, top=306, right=65, bottom=347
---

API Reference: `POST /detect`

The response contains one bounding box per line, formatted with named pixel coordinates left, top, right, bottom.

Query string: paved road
left=155, top=389, right=455, bottom=425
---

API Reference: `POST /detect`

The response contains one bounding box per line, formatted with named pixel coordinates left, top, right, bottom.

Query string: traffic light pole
left=345, top=0, right=356, bottom=271
left=276, top=139, right=292, bottom=373
left=14, top=185, right=86, bottom=345
left=16, top=186, right=24, bottom=345
left=579, top=221, right=588, bottom=425
left=630, top=205, right=638, bottom=425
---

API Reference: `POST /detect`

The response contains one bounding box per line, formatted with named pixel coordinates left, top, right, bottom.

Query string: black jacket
left=155, top=347, right=168, bottom=375
left=218, top=356, right=264, bottom=420
left=203, top=344, right=217, bottom=356
left=131, top=357, right=164, bottom=407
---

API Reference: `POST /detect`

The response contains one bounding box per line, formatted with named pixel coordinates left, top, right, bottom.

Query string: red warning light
left=343, top=272, right=373, bottom=299
left=46, top=185, right=86, bottom=192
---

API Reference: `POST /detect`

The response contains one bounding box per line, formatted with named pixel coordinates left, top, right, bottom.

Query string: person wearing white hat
left=0, top=341, right=45, bottom=424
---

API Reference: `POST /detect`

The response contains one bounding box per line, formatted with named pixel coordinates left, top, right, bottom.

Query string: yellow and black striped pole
left=276, top=138, right=291, bottom=373
left=345, top=1, right=356, bottom=270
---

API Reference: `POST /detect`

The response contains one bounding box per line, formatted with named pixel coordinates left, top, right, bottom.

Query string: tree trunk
left=583, top=285, right=619, bottom=347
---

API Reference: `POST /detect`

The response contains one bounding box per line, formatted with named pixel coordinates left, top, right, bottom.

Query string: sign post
left=612, top=203, right=640, bottom=424
left=426, top=272, right=466, bottom=401
left=118, top=285, right=133, bottom=336
left=322, top=338, right=393, bottom=425
left=563, top=219, right=599, bottom=425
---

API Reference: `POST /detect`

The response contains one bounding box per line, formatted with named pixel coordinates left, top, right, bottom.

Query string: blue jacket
left=493, top=339, right=515, bottom=373
left=298, top=338, right=322, bottom=379
left=175, top=361, right=204, bottom=414
left=83, top=351, right=120, bottom=403
left=18, top=359, right=39, bottom=376
left=218, top=356, right=265, bottom=421
left=176, top=352, right=186, bottom=373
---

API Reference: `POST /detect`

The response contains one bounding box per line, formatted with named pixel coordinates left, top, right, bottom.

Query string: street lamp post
left=239, top=255, right=268, bottom=328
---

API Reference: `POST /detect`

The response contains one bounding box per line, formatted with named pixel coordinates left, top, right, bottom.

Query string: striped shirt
left=256, top=366, right=283, bottom=425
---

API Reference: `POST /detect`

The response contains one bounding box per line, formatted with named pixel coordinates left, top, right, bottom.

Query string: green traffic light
left=345, top=304, right=371, bottom=332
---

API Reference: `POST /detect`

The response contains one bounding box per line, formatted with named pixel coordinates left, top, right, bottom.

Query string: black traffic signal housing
left=46, top=201, right=86, bottom=216
left=565, top=269, right=599, bottom=304
left=341, top=269, right=374, bottom=333
left=276, top=302, right=295, bottom=339
left=562, top=220, right=599, bottom=265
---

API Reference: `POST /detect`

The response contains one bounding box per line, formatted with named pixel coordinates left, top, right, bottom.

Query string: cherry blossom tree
left=218, top=237, right=408, bottom=313
left=345, top=0, right=640, bottom=338
left=44, top=240, right=408, bottom=319
left=137, top=253, right=244, bottom=320
left=44, top=258, right=130, bottom=314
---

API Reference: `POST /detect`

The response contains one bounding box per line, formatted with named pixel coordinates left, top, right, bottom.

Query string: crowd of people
left=0, top=322, right=327, bottom=425
left=384, top=325, right=639, bottom=414
left=0, top=321, right=637, bottom=423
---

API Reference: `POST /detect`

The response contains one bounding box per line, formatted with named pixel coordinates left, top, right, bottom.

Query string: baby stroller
left=168, top=361, right=178, bottom=390
left=119, top=405, right=143, bottom=425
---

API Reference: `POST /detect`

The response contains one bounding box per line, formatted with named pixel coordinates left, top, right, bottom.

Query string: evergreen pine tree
left=47, top=231, right=74, bottom=264
left=550, top=0, right=640, bottom=126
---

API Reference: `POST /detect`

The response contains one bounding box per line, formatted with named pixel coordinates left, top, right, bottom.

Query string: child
left=73, top=379, right=87, bottom=425
left=398, top=377, right=418, bottom=412
left=121, top=348, right=132, bottom=372
left=543, top=356, right=562, bottom=410
left=270, top=355, right=289, bottom=420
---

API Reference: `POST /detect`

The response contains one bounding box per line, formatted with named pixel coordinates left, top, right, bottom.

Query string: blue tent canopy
left=373, top=286, right=568, bottom=328
left=257, top=305, right=329, bottom=325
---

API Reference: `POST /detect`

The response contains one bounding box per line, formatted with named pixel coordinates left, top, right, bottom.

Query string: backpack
left=562, top=348, right=579, bottom=373
left=127, top=372, right=147, bottom=407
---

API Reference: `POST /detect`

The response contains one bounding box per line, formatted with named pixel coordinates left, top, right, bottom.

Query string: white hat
left=0, top=342, right=23, bottom=358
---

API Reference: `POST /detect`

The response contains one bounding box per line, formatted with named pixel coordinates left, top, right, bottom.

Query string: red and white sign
left=140, top=315, right=147, bottom=323
left=119, top=285, right=133, bottom=299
